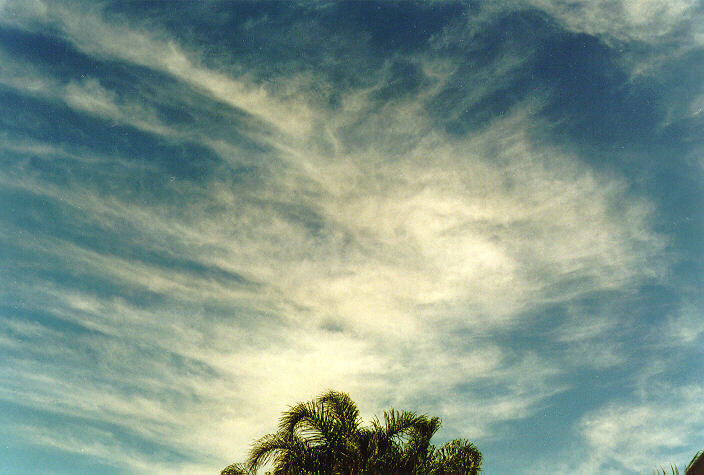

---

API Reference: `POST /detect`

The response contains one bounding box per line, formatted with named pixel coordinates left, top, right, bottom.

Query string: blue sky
left=0, top=1, right=703, bottom=473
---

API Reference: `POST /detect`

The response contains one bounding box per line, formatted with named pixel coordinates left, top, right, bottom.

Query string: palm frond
left=319, top=390, right=361, bottom=435
left=220, top=462, right=252, bottom=475
left=434, top=438, right=483, bottom=475
left=381, top=409, right=429, bottom=440
left=411, top=416, right=442, bottom=441
left=400, top=416, right=443, bottom=472
left=653, top=465, right=680, bottom=474
left=247, top=432, right=309, bottom=471
left=279, top=400, right=335, bottom=446
left=686, top=450, right=704, bottom=475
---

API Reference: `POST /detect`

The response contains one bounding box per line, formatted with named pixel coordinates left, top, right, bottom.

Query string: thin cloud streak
left=0, top=0, right=314, bottom=138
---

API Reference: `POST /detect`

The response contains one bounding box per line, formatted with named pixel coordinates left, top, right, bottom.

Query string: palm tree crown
left=223, top=390, right=482, bottom=475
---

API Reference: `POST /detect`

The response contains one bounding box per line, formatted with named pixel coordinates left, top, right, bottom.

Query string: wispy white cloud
left=578, top=384, right=704, bottom=472
left=0, top=46, right=176, bottom=138
left=0, top=0, right=314, bottom=138
left=12, top=422, right=218, bottom=474
left=3, top=110, right=665, bottom=472
left=658, top=302, right=704, bottom=346
left=0, top=1, right=679, bottom=472
left=522, top=0, right=701, bottom=44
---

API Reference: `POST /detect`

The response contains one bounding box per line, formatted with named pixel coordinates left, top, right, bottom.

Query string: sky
left=0, top=0, right=703, bottom=473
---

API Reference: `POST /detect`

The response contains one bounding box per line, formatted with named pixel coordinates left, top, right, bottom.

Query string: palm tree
left=361, top=409, right=439, bottom=474
left=431, top=439, right=483, bottom=475
left=223, top=390, right=482, bottom=475
left=247, top=390, right=365, bottom=474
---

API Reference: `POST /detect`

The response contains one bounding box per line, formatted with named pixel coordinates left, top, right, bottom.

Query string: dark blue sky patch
left=0, top=26, right=96, bottom=82
left=649, top=164, right=704, bottom=245
left=534, top=32, right=664, bottom=155
left=371, top=59, right=427, bottom=102
left=0, top=92, right=225, bottom=187
left=322, top=0, right=465, bottom=53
